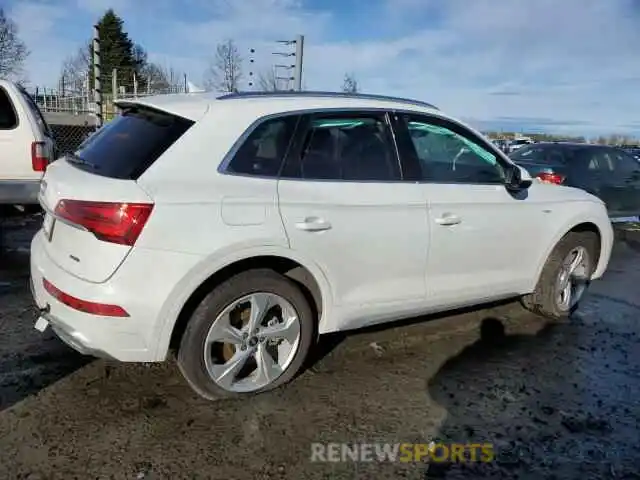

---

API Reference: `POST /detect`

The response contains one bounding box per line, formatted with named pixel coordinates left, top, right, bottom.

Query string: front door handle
left=295, top=217, right=332, bottom=232
left=435, top=214, right=461, bottom=226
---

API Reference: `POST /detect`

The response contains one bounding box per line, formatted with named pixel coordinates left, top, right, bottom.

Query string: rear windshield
left=509, top=145, right=572, bottom=165
left=71, top=105, right=194, bottom=179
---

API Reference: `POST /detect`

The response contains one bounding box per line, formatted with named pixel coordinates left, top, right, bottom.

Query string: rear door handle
left=295, top=217, right=332, bottom=232
left=435, top=214, right=461, bottom=226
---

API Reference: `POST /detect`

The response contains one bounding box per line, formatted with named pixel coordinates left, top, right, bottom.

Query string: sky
left=4, top=0, right=640, bottom=136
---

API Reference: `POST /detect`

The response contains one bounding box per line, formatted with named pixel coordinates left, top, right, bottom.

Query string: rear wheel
left=522, top=232, right=598, bottom=319
left=177, top=269, right=315, bottom=400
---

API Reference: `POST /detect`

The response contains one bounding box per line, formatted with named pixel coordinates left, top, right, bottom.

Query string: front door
left=392, top=112, right=547, bottom=307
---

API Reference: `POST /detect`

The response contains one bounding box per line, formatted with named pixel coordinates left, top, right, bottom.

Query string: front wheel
left=177, top=269, right=315, bottom=400
left=522, top=231, right=598, bottom=319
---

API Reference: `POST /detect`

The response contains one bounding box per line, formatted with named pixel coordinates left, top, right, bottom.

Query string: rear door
left=608, top=148, right=640, bottom=220
left=573, top=148, right=633, bottom=218
left=39, top=105, right=195, bottom=283
left=277, top=110, right=430, bottom=328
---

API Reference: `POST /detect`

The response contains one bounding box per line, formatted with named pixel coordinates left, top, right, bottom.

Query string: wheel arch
left=153, top=247, right=333, bottom=360
left=531, top=218, right=604, bottom=290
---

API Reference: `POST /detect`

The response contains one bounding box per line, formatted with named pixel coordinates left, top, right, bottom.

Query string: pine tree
left=90, top=9, right=146, bottom=94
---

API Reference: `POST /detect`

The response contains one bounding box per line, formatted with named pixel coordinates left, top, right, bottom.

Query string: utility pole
left=272, top=35, right=305, bottom=91
left=92, top=24, right=103, bottom=127
left=293, top=34, right=304, bottom=91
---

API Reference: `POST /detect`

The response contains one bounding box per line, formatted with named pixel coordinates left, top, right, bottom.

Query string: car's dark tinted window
left=608, top=148, right=640, bottom=174
left=0, top=87, right=18, bottom=130
left=510, top=145, right=570, bottom=165
left=401, top=114, right=505, bottom=184
left=574, top=147, right=619, bottom=173
left=226, top=115, right=299, bottom=177
left=287, top=113, right=400, bottom=181
left=71, top=105, right=194, bottom=179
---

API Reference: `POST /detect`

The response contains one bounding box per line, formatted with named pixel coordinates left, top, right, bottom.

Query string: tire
left=521, top=231, right=598, bottom=320
left=177, top=268, right=316, bottom=400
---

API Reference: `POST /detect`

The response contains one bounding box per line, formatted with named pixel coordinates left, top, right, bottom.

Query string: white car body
left=30, top=92, right=613, bottom=375
left=0, top=80, right=55, bottom=205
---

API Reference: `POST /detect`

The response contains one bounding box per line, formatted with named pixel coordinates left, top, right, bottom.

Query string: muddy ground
left=1, top=215, right=639, bottom=479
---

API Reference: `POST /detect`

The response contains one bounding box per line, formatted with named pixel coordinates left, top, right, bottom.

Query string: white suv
left=0, top=80, right=55, bottom=207
left=30, top=91, right=614, bottom=399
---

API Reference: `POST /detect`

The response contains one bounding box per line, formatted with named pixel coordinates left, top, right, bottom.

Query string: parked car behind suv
left=0, top=80, right=56, bottom=210
left=509, top=142, right=640, bottom=222
left=31, top=91, right=614, bottom=400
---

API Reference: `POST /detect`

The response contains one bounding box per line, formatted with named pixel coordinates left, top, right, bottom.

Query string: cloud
left=6, top=0, right=640, bottom=135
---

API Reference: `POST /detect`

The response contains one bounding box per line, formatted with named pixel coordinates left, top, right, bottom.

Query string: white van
left=0, top=80, right=56, bottom=208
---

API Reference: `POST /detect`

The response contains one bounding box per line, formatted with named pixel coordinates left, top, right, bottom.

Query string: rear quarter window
left=71, top=105, right=194, bottom=180
left=225, top=115, right=299, bottom=177
left=0, top=87, right=18, bottom=130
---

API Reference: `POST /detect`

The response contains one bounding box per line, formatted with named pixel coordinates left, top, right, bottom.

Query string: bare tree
left=257, top=67, right=280, bottom=91
left=203, top=39, right=243, bottom=92
left=342, top=73, right=359, bottom=93
left=59, top=45, right=91, bottom=95
left=0, top=8, right=29, bottom=81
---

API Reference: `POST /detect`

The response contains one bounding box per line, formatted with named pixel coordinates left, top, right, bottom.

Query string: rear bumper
left=0, top=179, right=41, bottom=205
left=30, top=230, right=203, bottom=362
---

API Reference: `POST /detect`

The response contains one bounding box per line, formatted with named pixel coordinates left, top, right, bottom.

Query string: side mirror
left=505, top=164, right=533, bottom=191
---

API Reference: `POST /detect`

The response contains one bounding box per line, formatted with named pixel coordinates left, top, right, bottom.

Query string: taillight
left=54, top=200, right=153, bottom=246
left=31, top=141, right=49, bottom=172
left=43, top=278, right=129, bottom=317
left=536, top=172, right=565, bottom=185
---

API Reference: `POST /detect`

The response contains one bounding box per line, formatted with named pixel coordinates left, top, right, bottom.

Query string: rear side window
left=226, top=115, right=299, bottom=177
left=72, top=105, right=194, bottom=179
left=282, top=113, right=400, bottom=181
left=0, top=87, right=18, bottom=130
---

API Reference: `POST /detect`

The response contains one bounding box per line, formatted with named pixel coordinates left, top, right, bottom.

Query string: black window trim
left=219, top=107, right=422, bottom=183
left=392, top=111, right=513, bottom=186
left=0, top=85, right=20, bottom=131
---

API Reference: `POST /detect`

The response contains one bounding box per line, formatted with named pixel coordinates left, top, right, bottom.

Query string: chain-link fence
left=49, top=123, right=96, bottom=156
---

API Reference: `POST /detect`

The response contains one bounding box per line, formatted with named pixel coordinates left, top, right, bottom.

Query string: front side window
left=401, top=115, right=506, bottom=184
left=286, top=113, right=400, bottom=181
left=226, top=115, right=299, bottom=177
left=510, top=146, right=570, bottom=165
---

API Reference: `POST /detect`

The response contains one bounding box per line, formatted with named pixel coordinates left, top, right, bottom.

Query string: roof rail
left=216, top=90, right=438, bottom=110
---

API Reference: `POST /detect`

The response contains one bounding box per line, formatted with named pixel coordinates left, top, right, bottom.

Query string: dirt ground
left=1, top=215, right=640, bottom=479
